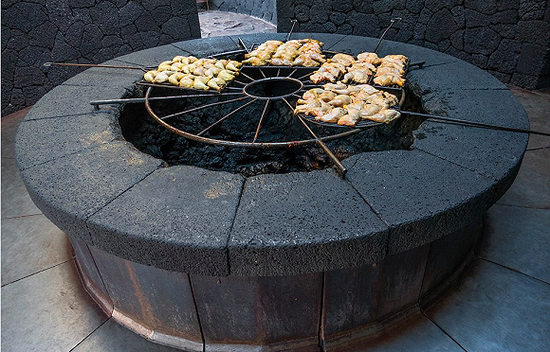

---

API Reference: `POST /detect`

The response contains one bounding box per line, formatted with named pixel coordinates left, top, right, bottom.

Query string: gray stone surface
left=16, top=84, right=127, bottom=121
left=481, top=204, right=550, bottom=283
left=426, top=260, right=550, bottom=352
left=228, top=170, right=388, bottom=276
left=275, top=0, right=550, bottom=90
left=345, top=150, right=495, bottom=254
left=1, top=157, right=41, bottom=218
left=87, top=166, right=244, bottom=276
left=412, top=89, right=529, bottom=189
left=15, top=111, right=121, bottom=170
left=19, top=141, right=164, bottom=242
left=1, top=107, right=30, bottom=159
left=496, top=148, right=550, bottom=208
left=13, top=33, right=530, bottom=276
left=1, top=261, right=107, bottom=352
left=199, top=9, right=276, bottom=38
left=510, top=88, right=550, bottom=150
left=1, top=214, right=71, bottom=286
left=1, top=0, right=201, bottom=116
left=333, top=315, right=464, bottom=352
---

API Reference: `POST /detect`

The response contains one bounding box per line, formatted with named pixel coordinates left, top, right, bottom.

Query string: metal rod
left=402, top=111, right=550, bottom=137
left=258, top=68, right=267, bottom=78
left=233, top=80, right=247, bottom=85
left=276, top=68, right=281, bottom=77
left=239, top=71, right=255, bottom=82
left=374, top=17, right=402, bottom=53
left=253, top=100, right=270, bottom=142
left=286, top=19, right=298, bottom=42
left=292, top=93, right=302, bottom=98
left=90, top=92, right=244, bottom=105
left=296, top=71, right=315, bottom=81
left=197, top=99, right=257, bottom=136
left=161, top=96, right=247, bottom=121
left=288, top=68, right=298, bottom=78
left=208, top=49, right=248, bottom=58
left=238, top=37, right=250, bottom=53
left=44, top=61, right=147, bottom=72
left=283, top=98, right=347, bottom=177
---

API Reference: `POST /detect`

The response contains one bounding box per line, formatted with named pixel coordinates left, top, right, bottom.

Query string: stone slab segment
left=1, top=214, right=71, bottom=286
left=413, top=89, right=529, bottom=200
left=87, top=166, right=244, bottom=276
left=17, top=84, right=128, bottom=121
left=426, top=260, right=550, bottom=352
left=323, top=244, right=429, bottom=350
left=345, top=150, right=496, bottom=255
left=15, top=112, right=121, bottom=170
left=112, top=44, right=195, bottom=67
left=481, top=204, right=550, bottom=283
left=0, top=261, right=107, bottom=352
left=496, top=148, right=550, bottom=208
left=60, top=59, right=143, bottom=88
left=228, top=170, right=389, bottom=276
left=408, top=58, right=506, bottom=92
left=172, top=36, right=243, bottom=58
left=191, top=273, right=322, bottom=352
left=88, top=246, right=203, bottom=349
left=19, top=141, right=164, bottom=243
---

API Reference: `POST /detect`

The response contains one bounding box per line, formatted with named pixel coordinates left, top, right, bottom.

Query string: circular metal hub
left=243, top=77, right=303, bottom=100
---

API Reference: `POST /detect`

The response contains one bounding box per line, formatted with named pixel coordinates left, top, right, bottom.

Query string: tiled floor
left=2, top=11, right=550, bottom=352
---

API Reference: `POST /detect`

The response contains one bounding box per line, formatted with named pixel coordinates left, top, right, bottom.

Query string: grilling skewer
left=43, top=61, right=150, bottom=72
left=90, top=92, right=244, bottom=106
left=402, top=111, right=550, bottom=137
left=282, top=98, right=348, bottom=177
left=373, top=18, right=402, bottom=54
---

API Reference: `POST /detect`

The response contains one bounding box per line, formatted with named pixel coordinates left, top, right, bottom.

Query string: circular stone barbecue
left=15, top=33, right=529, bottom=351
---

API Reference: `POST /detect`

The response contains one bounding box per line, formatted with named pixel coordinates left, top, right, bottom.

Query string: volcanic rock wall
left=1, top=0, right=201, bottom=116
left=209, top=0, right=277, bottom=24
left=277, top=0, right=550, bottom=89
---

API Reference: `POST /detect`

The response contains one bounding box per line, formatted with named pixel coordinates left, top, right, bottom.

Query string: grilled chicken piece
left=179, top=76, right=194, bottom=88
left=356, top=52, right=381, bottom=65
left=330, top=53, right=355, bottom=66
left=329, top=94, right=352, bottom=107
left=318, top=107, right=345, bottom=122
left=303, top=88, right=325, bottom=100
left=323, top=82, right=347, bottom=91
left=337, top=102, right=364, bottom=126
left=373, top=74, right=405, bottom=87
left=365, top=109, right=401, bottom=123
left=319, top=91, right=337, bottom=102
left=343, top=70, right=370, bottom=84
left=294, top=99, right=322, bottom=114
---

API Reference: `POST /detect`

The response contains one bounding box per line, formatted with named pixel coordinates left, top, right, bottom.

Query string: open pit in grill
left=121, top=80, right=426, bottom=177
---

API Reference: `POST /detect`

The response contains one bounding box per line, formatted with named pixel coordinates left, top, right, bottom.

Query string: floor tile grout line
left=420, top=309, right=469, bottom=352
left=494, top=202, right=550, bottom=210
left=2, top=213, right=43, bottom=220
left=1, top=257, right=75, bottom=288
left=477, top=256, right=550, bottom=286
left=68, top=317, right=111, bottom=352
left=526, top=146, right=550, bottom=152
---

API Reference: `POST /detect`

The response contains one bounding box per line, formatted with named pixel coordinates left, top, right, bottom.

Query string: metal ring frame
left=141, top=64, right=383, bottom=150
